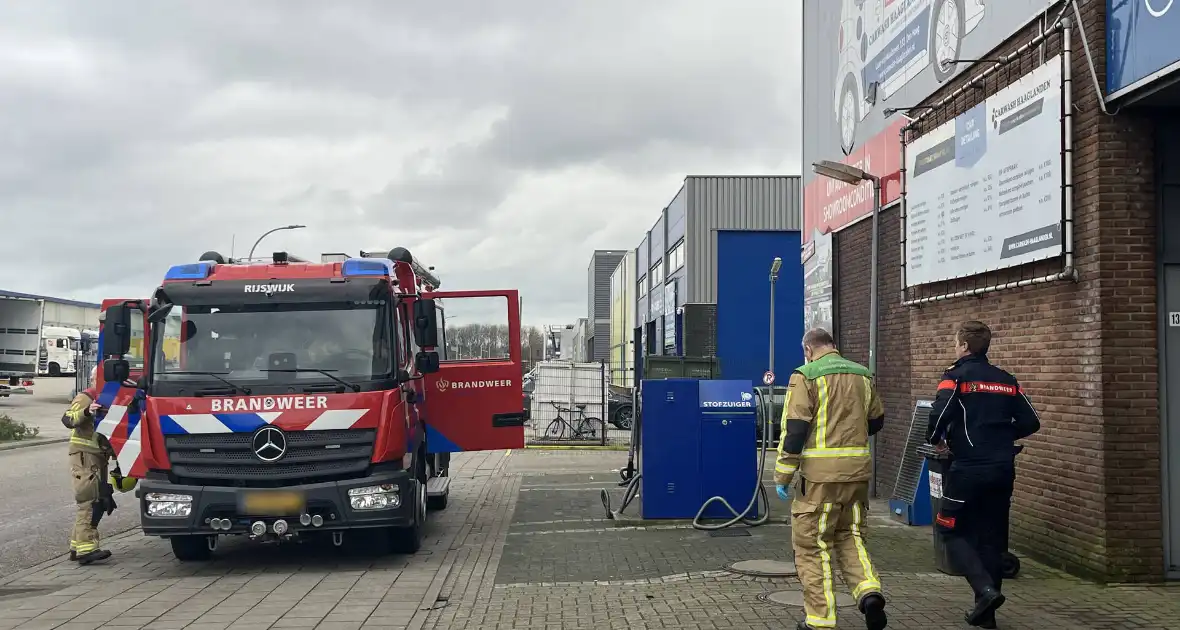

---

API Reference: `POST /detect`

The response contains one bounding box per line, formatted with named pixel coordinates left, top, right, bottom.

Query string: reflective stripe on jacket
left=775, top=349, right=884, bottom=486
left=62, top=391, right=110, bottom=456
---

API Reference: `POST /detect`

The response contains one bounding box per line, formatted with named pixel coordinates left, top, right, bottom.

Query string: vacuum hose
left=600, top=388, right=643, bottom=519
left=691, top=390, right=773, bottom=530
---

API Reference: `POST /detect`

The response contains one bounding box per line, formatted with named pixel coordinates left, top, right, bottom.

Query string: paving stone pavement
left=2, top=449, right=1179, bottom=630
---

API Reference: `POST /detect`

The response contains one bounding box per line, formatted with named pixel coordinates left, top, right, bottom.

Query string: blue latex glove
left=776, top=484, right=791, bottom=501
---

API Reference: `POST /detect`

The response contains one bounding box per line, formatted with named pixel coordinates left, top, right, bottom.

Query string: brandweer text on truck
left=92, top=247, right=525, bottom=561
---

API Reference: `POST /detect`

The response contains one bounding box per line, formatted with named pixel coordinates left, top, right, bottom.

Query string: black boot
left=796, top=622, right=814, bottom=630
left=68, top=550, right=77, bottom=561
left=76, top=549, right=112, bottom=565
left=860, top=593, right=888, bottom=630
left=966, top=587, right=1005, bottom=626
left=965, top=609, right=997, bottom=629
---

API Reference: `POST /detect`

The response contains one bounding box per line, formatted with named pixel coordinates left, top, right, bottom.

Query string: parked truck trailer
left=0, top=295, right=42, bottom=396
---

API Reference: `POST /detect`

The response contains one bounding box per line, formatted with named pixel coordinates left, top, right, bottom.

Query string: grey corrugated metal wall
left=42, top=302, right=101, bottom=330
left=684, top=176, right=802, bottom=303
left=587, top=250, right=626, bottom=363
left=0, top=290, right=100, bottom=331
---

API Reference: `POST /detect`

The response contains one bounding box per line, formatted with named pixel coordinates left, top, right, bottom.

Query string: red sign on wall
left=803, top=119, right=905, bottom=242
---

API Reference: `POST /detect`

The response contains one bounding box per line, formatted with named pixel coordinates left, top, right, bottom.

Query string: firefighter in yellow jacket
left=61, top=371, right=136, bottom=564
left=775, top=328, right=888, bottom=630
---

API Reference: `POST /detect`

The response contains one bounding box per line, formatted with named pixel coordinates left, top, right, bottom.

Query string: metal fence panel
left=71, top=343, right=97, bottom=398
left=525, top=361, right=609, bottom=446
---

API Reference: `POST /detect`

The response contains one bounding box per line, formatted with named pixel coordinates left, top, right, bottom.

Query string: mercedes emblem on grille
left=251, top=426, right=288, bottom=463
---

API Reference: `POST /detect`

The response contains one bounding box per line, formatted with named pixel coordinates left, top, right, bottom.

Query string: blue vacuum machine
left=601, top=378, right=771, bottom=529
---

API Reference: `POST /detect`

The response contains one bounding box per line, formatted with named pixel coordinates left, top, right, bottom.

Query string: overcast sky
left=0, top=1, right=801, bottom=325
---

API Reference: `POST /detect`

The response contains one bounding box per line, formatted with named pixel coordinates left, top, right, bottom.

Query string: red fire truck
left=93, top=247, right=524, bottom=560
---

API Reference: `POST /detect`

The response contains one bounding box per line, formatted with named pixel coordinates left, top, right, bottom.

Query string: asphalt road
left=0, top=378, right=141, bottom=576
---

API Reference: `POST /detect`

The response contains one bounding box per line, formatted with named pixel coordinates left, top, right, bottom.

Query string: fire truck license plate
left=241, top=491, right=305, bottom=515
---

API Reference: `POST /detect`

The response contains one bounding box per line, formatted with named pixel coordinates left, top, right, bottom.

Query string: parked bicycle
left=544, top=402, right=604, bottom=441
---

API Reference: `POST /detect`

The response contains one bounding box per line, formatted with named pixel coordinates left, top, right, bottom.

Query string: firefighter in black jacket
left=926, top=321, right=1040, bottom=628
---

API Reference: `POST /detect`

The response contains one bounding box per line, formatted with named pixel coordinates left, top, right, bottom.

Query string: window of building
left=669, top=240, right=685, bottom=272
left=650, top=261, right=664, bottom=286
left=638, top=275, right=647, bottom=297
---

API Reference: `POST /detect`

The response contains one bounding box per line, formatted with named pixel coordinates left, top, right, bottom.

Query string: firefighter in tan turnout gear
left=61, top=370, right=136, bottom=564
left=774, top=328, right=888, bottom=630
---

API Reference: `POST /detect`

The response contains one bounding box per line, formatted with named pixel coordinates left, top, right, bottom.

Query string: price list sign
left=904, top=56, right=1064, bottom=288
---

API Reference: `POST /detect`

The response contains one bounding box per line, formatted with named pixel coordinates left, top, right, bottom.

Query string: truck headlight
left=347, top=484, right=400, bottom=511
left=145, top=492, right=193, bottom=518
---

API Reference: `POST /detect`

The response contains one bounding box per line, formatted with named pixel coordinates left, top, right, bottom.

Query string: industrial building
left=570, top=318, right=589, bottom=362
left=0, top=289, right=100, bottom=330
left=625, top=175, right=803, bottom=386
left=802, top=1, right=1179, bottom=580
left=608, top=250, right=636, bottom=386
left=586, top=250, right=627, bottom=363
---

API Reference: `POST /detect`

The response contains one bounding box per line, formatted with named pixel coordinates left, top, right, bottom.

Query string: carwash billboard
left=801, top=0, right=1062, bottom=334
left=1107, top=0, right=1180, bottom=98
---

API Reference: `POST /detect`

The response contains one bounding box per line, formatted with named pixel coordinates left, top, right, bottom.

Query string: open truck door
left=94, top=298, right=150, bottom=478
left=417, top=290, right=525, bottom=452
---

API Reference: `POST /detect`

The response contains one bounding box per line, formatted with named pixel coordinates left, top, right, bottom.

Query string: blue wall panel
left=715, top=230, right=804, bottom=384
left=1107, top=0, right=1180, bottom=95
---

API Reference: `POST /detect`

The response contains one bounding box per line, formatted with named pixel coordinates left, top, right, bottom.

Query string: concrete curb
left=0, top=436, right=69, bottom=452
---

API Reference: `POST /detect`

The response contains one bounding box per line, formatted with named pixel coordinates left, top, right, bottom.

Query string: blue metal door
left=716, top=230, right=805, bottom=383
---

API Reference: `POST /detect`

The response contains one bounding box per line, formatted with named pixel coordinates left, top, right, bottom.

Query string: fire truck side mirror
left=103, top=358, right=130, bottom=384
left=103, top=305, right=133, bottom=357
left=412, top=299, right=439, bottom=348
left=415, top=351, right=440, bottom=374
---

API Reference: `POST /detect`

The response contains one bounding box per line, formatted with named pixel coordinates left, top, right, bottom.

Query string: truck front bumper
left=136, top=468, right=417, bottom=537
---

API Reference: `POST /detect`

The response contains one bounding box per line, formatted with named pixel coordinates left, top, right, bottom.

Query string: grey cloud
left=362, top=141, right=518, bottom=225
left=0, top=1, right=800, bottom=325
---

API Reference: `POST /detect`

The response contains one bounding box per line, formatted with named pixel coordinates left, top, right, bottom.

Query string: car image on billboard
left=834, top=0, right=987, bottom=154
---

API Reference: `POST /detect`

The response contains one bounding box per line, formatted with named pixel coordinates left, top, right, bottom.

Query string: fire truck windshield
left=150, top=300, right=394, bottom=387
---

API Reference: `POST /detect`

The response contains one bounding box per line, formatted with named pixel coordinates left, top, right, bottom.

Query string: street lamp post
left=812, top=160, right=882, bottom=495
left=247, top=224, right=307, bottom=260
left=768, top=257, right=782, bottom=378
left=811, top=161, right=881, bottom=375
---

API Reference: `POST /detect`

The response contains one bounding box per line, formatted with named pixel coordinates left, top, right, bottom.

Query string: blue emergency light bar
left=164, top=262, right=213, bottom=280
left=341, top=257, right=392, bottom=277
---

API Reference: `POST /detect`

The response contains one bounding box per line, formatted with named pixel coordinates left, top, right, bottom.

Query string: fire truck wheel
left=390, top=480, right=425, bottom=554
left=170, top=535, right=213, bottom=562
left=427, top=491, right=448, bottom=511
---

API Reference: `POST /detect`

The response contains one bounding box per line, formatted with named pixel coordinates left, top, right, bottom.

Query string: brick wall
left=831, top=3, right=1163, bottom=581
left=834, top=206, right=911, bottom=498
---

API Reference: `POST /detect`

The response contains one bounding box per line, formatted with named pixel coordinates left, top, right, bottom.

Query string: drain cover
left=708, top=529, right=752, bottom=538
left=760, top=590, right=856, bottom=608
left=726, top=559, right=798, bottom=577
